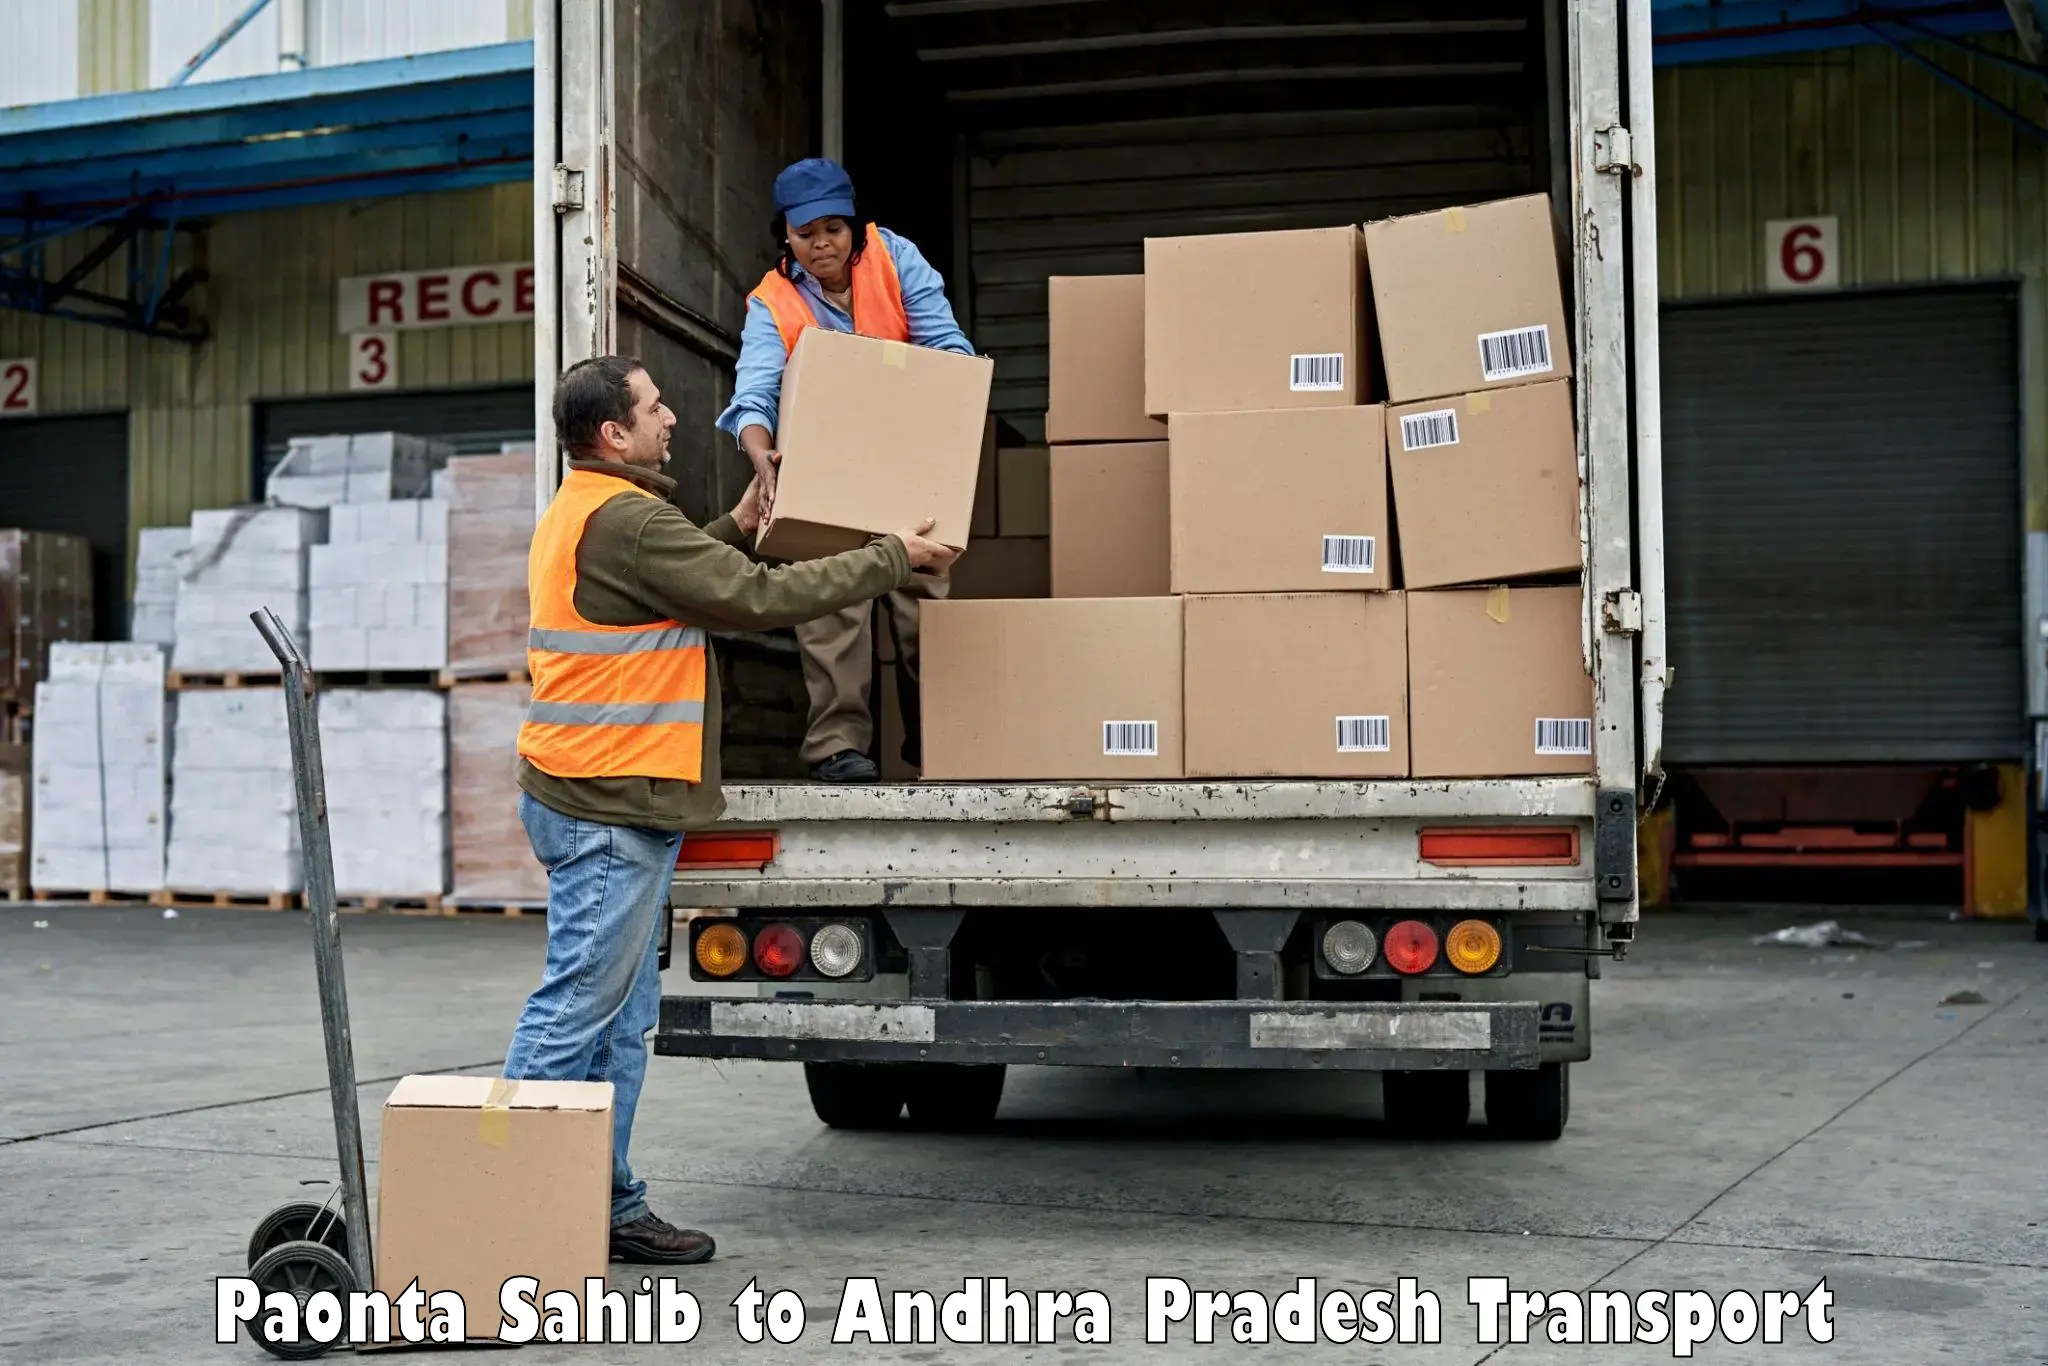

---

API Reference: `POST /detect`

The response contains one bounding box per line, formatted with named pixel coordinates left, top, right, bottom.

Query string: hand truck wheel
left=246, top=1237, right=358, bottom=1360
left=247, top=1195, right=350, bottom=1269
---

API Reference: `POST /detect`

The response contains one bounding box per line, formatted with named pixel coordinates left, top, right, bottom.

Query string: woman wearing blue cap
left=716, top=157, right=977, bottom=783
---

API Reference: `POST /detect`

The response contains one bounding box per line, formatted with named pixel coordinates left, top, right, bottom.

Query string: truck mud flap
left=655, top=999, right=1541, bottom=1071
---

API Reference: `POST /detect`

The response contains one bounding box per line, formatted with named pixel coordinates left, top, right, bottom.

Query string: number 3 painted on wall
left=350, top=331, right=396, bottom=391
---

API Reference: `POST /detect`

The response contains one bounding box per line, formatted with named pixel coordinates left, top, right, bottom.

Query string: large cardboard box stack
left=1363, top=194, right=1590, bottom=778
left=129, top=527, right=189, bottom=649
left=319, top=689, right=447, bottom=897
left=0, top=530, right=93, bottom=706
left=27, top=644, right=169, bottom=893
left=920, top=192, right=1590, bottom=782
left=265, top=432, right=451, bottom=507
left=447, top=681, right=548, bottom=905
left=308, top=500, right=450, bottom=670
left=164, top=689, right=300, bottom=894
left=441, top=448, right=538, bottom=678
left=170, top=508, right=327, bottom=675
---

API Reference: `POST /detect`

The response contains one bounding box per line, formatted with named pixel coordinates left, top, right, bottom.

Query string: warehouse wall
left=0, top=183, right=535, bottom=583
left=1654, top=38, right=2048, bottom=527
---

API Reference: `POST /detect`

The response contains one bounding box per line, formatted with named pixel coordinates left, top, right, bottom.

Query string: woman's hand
left=732, top=472, right=767, bottom=535
left=747, top=447, right=781, bottom=523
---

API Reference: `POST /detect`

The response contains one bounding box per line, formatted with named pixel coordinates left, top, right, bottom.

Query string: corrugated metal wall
left=0, top=184, right=534, bottom=583
left=149, top=0, right=281, bottom=87
left=79, top=0, right=149, bottom=95
left=0, top=0, right=82, bottom=106
left=1655, top=38, right=2048, bottom=527
left=312, top=0, right=518, bottom=67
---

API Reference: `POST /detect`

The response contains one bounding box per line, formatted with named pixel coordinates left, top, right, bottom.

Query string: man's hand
left=891, top=518, right=958, bottom=573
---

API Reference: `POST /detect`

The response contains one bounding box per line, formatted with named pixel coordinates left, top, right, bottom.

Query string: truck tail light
left=1383, top=920, right=1439, bottom=974
left=1445, top=920, right=1503, bottom=974
left=752, top=923, right=805, bottom=977
left=694, top=922, right=747, bottom=978
left=1321, top=920, right=1377, bottom=974
left=1419, top=826, right=1578, bottom=866
left=678, top=831, right=780, bottom=870
left=808, top=923, right=863, bottom=978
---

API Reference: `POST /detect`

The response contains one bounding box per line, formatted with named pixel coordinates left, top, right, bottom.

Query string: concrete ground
left=2, top=903, right=2043, bottom=1364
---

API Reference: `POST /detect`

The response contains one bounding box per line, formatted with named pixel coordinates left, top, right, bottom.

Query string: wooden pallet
left=151, top=888, right=301, bottom=910
left=442, top=898, right=542, bottom=917
left=30, top=888, right=158, bottom=906
left=167, top=671, right=284, bottom=691
left=437, top=667, right=529, bottom=688
left=335, top=893, right=444, bottom=914
left=318, top=670, right=441, bottom=690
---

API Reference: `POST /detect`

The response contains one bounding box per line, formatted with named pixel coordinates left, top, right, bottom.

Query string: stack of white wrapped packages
left=29, top=643, right=170, bottom=892
left=319, top=688, right=447, bottom=897
left=128, top=527, right=189, bottom=650
left=308, top=501, right=450, bottom=671
left=170, top=508, right=326, bottom=675
left=265, top=432, right=451, bottom=506
left=164, top=688, right=300, bottom=894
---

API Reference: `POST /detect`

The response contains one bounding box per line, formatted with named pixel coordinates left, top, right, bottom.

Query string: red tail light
left=678, top=831, right=779, bottom=870
left=752, top=923, right=805, bottom=977
left=1419, top=826, right=1579, bottom=866
left=1383, top=920, right=1440, bottom=974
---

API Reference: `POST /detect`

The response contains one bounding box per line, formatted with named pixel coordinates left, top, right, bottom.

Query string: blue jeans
left=504, top=791, right=679, bottom=1229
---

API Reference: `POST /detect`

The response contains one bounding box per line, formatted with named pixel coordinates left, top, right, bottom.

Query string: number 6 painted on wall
left=1765, top=217, right=1839, bottom=292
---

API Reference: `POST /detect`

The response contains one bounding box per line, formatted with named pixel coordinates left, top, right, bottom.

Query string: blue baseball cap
left=774, top=158, right=858, bottom=229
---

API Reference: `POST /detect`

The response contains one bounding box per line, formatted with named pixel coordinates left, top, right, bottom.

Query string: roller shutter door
left=252, top=385, right=535, bottom=495
left=1660, top=286, right=2022, bottom=765
left=0, top=412, right=130, bottom=641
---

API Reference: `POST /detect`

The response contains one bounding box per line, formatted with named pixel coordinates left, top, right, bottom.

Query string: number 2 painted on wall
left=350, top=332, right=396, bottom=391
left=0, top=359, right=37, bottom=416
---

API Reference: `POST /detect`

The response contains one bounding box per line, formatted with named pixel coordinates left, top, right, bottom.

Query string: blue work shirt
left=715, top=226, right=976, bottom=446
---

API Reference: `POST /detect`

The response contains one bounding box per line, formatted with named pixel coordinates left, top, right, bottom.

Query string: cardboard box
left=1185, top=593, right=1409, bottom=778
left=921, top=598, right=1182, bottom=780
left=757, top=329, right=994, bottom=560
left=375, top=1075, right=612, bottom=1340
left=949, top=536, right=1050, bottom=600
left=1168, top=406, right=1389, bottom=594
left=1050, top=442, right=1170, bottom=598
left=1046, top=275, right=1167, bottom=442
left=971, top=417, right=999, bottom=539
left=1407, top=586, right=1593, bottom=778
left=1144, top=226, right=1365, bottom=417
left=1364, top=194, right=1572, bottom=404
left=996, top=446, right=1051, bottom=537
left=1387, top=380, right=1581, bottom=589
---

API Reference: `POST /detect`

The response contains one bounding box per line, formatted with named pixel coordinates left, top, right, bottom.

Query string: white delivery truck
left=533, top=0, right=1668, bottom=1139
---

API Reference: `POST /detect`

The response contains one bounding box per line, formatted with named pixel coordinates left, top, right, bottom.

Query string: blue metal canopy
left=1652, top=0, right=2022, bottom=65
left=0, top=40, right=534, bottom=226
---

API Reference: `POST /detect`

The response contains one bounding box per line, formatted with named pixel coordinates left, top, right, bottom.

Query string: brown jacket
left=517, top=459, right=911, bottom=830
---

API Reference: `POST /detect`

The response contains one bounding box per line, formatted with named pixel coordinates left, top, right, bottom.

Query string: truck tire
left=1380, top=1069, right=1471, bottom=1138
left=1485, top=1063, right=1569, bottom=1140
left=904, top=1063, right=1006, bottom=1131
left=803, top=1062, right=907, bottom=1130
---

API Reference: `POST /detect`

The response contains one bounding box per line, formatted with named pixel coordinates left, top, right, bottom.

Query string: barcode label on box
left=1336, top=715, right=1392, bottom=753
left=1400, top=409, right=1460, bottom=451
left=1322, top=535, right=1377, bottom=574
left=1477, top=325, right=1554, bottom=382
left=1535, top=717, right=1593, bottom=755
left=1290, top=353, right=1345, bottom=391
left=1103, top=720, right=1159, bottom=757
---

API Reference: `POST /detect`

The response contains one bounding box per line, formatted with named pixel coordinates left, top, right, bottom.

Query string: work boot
left=810, top=749, right=878, bottom=783
left=609, top=1212, right=716, bottom=1265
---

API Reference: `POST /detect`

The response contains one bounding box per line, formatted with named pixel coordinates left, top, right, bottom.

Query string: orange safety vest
left=516, top=468, right=709, bottom=783
left=748, top=222, right=910, bottom=354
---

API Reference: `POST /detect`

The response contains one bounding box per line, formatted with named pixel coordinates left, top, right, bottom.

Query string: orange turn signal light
left=694, top=922, right=748, bottom=977
left=1419, top=826, right=1578, bottom=867
left=1445, top=920, right=1503, bottom=974
left=677, top=830, right=779, bottom=870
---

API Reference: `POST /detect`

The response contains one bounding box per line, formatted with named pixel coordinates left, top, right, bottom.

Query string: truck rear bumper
left=654, top=998, right=1540, bottom=1071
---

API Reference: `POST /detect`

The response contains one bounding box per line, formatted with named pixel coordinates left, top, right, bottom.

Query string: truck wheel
left=1380, top=1069, right=1471, bottom=1138
left=904, top=1064, right=1006, bottom=1131
left=803, top=1062, right=907, bottom=1130
left=1485, top=1063, right=1570, bottom=1140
